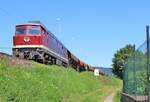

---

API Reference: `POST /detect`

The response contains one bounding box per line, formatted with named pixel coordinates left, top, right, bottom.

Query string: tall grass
left=0, top=57, right=122, bottom=102
left=113, top=91, right=122, bottom=102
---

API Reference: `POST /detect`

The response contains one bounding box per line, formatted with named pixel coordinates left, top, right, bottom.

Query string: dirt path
left=104, top=93, right=115, bottom=102
left=74, top=87, right=114, bottom=102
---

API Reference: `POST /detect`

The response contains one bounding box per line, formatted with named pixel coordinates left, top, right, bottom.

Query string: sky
left=0, top=0, right=149, bottom=67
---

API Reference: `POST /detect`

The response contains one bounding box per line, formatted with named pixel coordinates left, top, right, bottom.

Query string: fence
left=123, top=26, right=150, bottom=102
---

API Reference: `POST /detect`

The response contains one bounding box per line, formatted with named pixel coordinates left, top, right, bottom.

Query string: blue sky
left=0, top=0, right=149, bottom=67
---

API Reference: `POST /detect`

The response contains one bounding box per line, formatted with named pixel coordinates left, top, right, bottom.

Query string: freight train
left=12, top=21, right=104, bottom=74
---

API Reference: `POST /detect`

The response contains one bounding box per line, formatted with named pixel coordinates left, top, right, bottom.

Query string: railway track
left=0, top=52, right=32, bottom=66
left=0, top=52, right=12, bottom=60
left=0, top=52, right=12, bottom=57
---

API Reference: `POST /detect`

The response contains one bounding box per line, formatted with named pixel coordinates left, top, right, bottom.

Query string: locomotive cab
left=16, top=25, right=41, bottom=35
left=13, top=24, right=44, bottom=59
left=14, top=25, right=42, bottom=45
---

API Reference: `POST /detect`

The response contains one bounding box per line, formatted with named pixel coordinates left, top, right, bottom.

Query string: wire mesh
left=123, top=41, right=148, bottom=101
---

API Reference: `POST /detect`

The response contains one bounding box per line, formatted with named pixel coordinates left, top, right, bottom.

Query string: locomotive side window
left=16, top=27, right=26, bottom=35
left=29, top=26, right=40, bottom=35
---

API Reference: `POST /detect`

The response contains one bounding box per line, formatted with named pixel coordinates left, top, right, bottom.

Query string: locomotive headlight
left=24, top=36, right=30, bottom=42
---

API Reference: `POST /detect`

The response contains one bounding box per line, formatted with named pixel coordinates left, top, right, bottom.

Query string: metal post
left=146, top=25, right=150, bottom=102
left=123, top=59, right=125, bottom=93
left=123, top=54, right=129, bottom=93
left=133, top=44, right=137, bottom=96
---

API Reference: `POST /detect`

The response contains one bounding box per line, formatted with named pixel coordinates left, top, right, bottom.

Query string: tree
left=112, top=44, right=135, bottom=79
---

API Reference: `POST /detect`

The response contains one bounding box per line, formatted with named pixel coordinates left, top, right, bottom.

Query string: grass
left=113, top=91, right=122, bottom=102
left=0, top=56, right=122, bottom=102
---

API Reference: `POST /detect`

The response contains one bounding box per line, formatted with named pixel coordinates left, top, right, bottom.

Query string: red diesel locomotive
left=13, top=21, right=93, bottom=72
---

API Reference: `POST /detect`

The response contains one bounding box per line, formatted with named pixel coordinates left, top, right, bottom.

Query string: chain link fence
left=123, top=41, right=148, bottom=101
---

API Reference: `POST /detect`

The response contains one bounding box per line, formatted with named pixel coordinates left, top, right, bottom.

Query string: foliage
left=112, top=44, right=135, bottom=79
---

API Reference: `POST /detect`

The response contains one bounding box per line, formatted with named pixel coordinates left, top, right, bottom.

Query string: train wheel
left=76, top=66, right=80, bottom=72
left=52, top=58, right=56, bottom=64
left=56, top=59, right=62, bottom=66
left=19, top=52, right=24, bottom=59
left=62, top=62, right=68, bottom=67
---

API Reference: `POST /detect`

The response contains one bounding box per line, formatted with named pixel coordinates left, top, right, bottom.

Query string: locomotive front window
left=16, top=27, right=26, bottom=35
left=29, top=27, right=40, bottom=35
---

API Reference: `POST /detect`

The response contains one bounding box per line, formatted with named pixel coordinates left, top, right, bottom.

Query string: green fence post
left=133, top=45, right=137, bottom=96
left=146, top=25, right=150, bottom=102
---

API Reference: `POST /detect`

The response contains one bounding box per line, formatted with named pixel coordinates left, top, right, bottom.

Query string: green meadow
left=0, top=56, right=122, bottom=102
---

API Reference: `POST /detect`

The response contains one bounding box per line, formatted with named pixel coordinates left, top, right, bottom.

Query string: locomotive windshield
left=16, top=27, right=26, bottom=35
left=28, top=26, right=40, bottom=35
